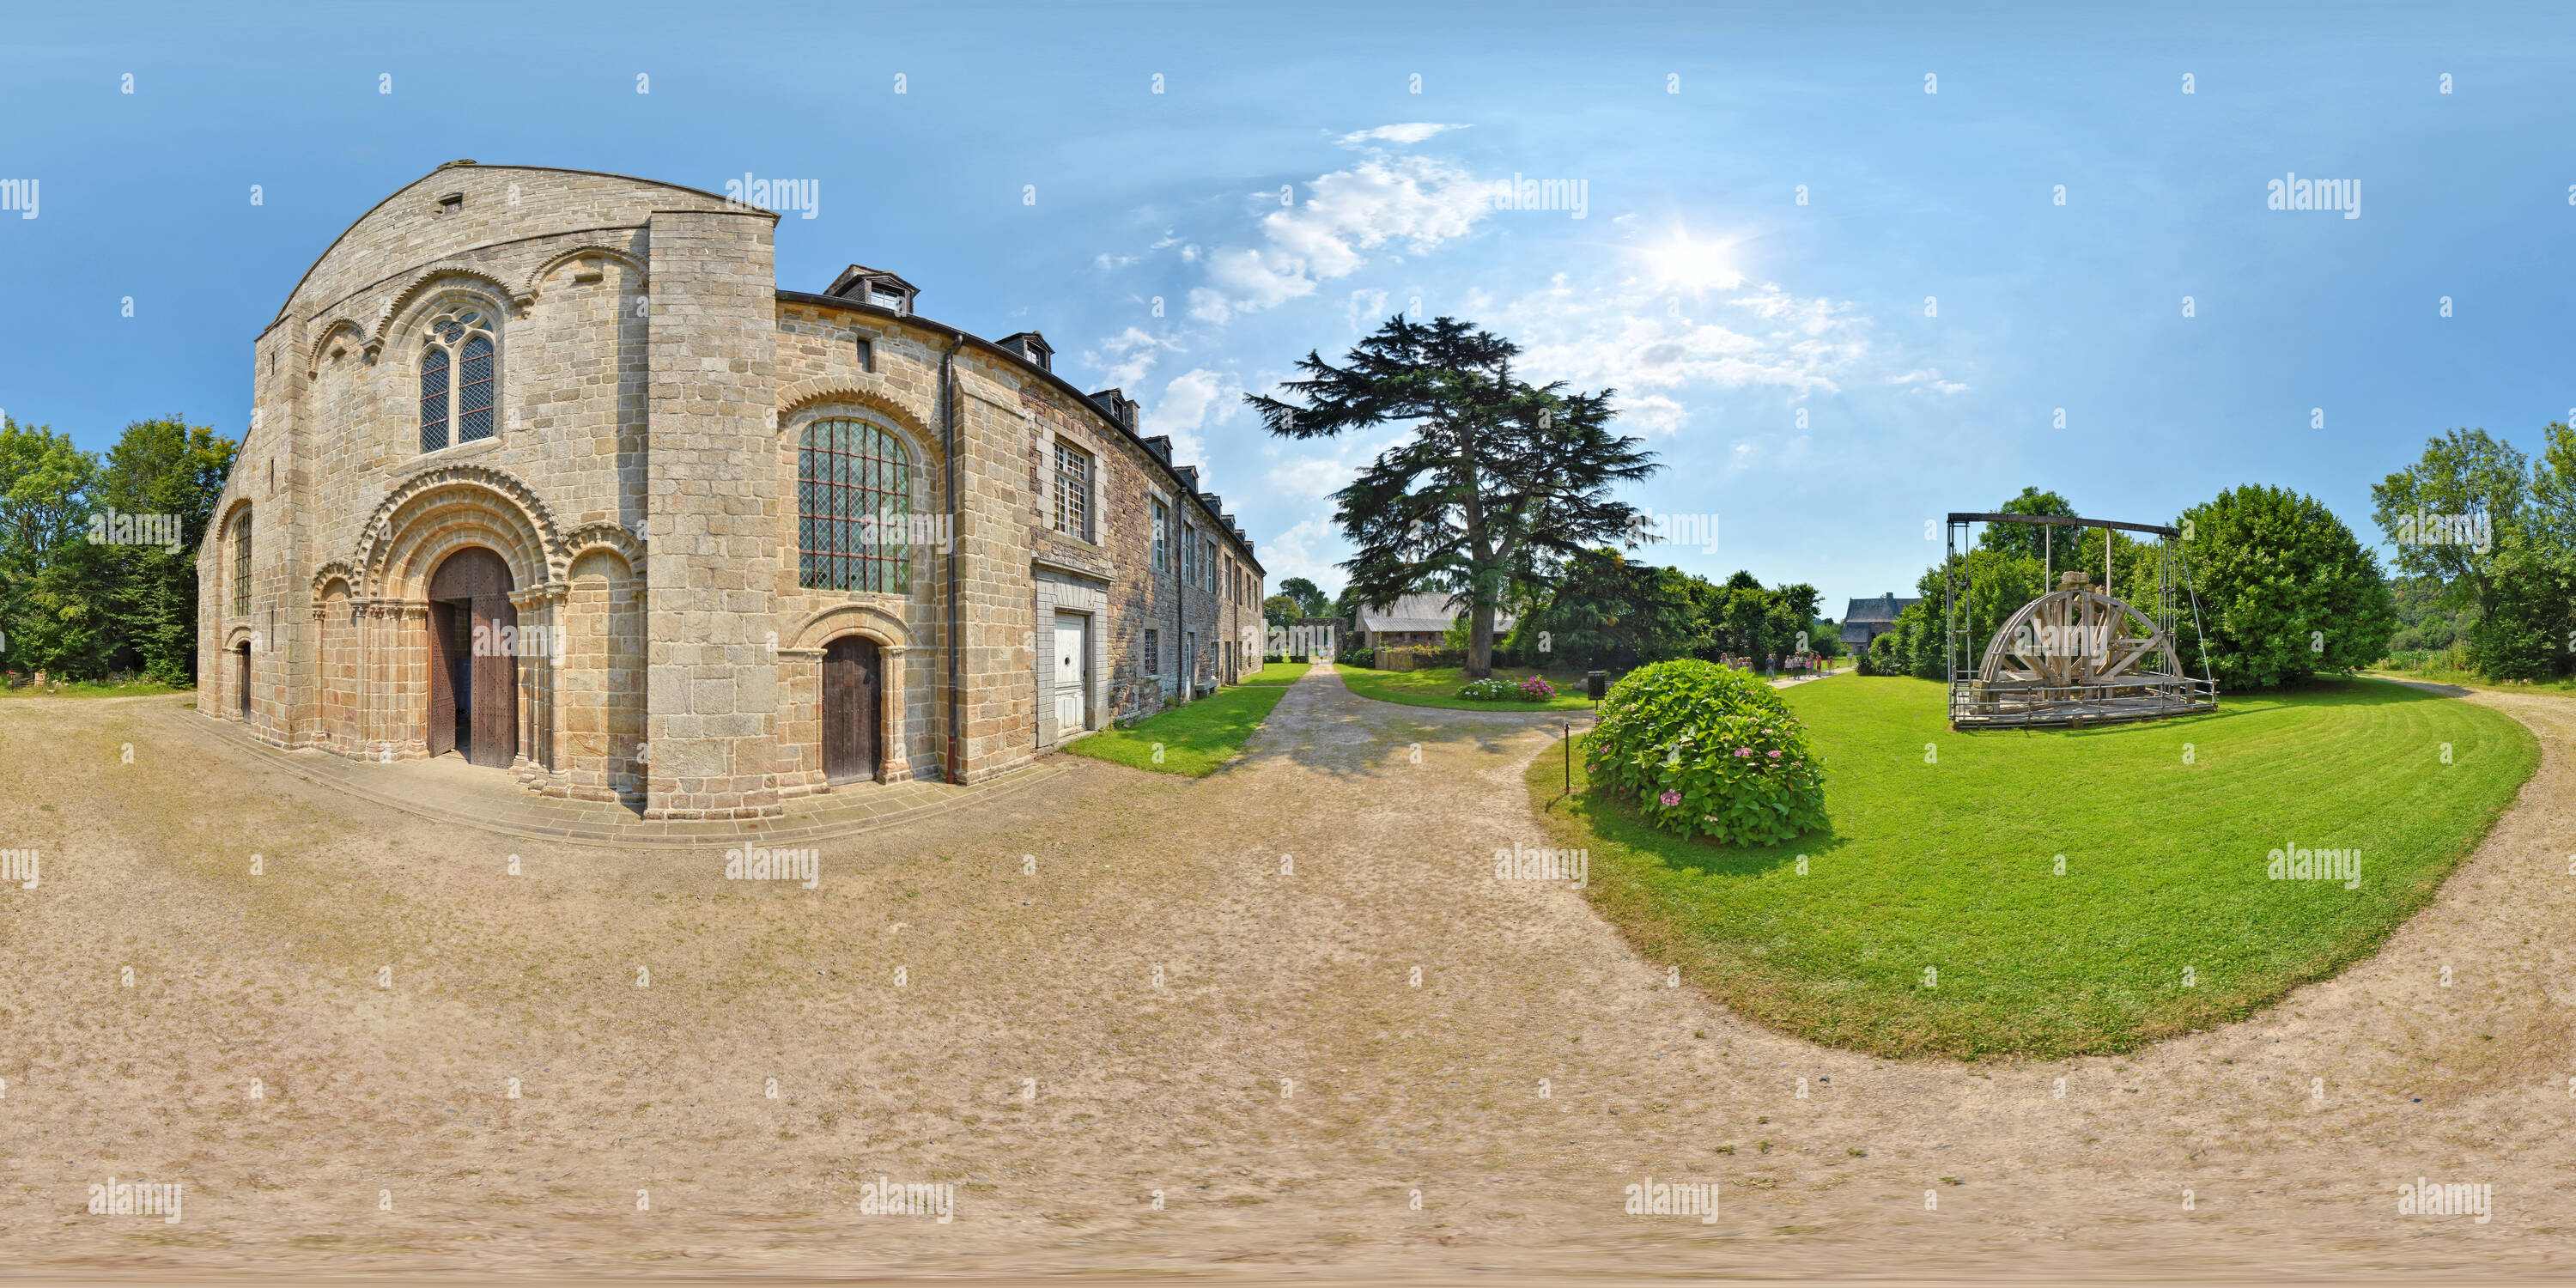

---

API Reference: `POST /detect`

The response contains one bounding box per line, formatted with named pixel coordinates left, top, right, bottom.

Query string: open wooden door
left=428, top=548, right=517, bottom=768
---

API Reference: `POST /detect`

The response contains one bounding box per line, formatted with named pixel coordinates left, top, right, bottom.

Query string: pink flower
left=1659, top=790, right=1681, bottom=807
left=1767, top=750, right=1783, bottom=758
left=1735, top=747, right=1753, bottom=757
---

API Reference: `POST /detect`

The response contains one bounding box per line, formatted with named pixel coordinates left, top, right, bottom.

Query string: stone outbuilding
left=199, top=161, right=1264, bottom=819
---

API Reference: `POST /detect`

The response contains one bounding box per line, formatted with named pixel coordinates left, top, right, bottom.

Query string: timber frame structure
left=1942, top=512, right=2218, bottom=729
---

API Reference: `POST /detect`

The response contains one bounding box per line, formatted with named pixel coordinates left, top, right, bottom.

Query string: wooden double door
left=823, top=636, right=884, bottom=783
left=426, top=547, right=518, bottom=768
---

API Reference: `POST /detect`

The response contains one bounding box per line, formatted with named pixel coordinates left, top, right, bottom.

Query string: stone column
left=641, top=207, right=784, bottom=819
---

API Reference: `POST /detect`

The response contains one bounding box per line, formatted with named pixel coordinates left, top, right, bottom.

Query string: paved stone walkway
left=155, top=706, right=1065, bottom=848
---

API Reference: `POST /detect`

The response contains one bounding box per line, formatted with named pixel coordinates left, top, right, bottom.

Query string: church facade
left=198, top=161, right=1266, bottom=819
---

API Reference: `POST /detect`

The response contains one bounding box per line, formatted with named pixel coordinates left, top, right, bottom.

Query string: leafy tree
left=1976, top=486, right=2078, bottom=562
left=1275, top=576, right=1330, bottom=619
left=2179, top=484, right=2395, bottom=689
left=96, top=418, right=235, bottom=683
left=1262, top=594, right=1303, bottom=630
left=1513, top=548, right=1710, bottom=669
left=1248, top=315, right=1657, bottom=677
left=2371, top=427, right=2568, bottom=680
left=0, top=415, right=234, bottom=683
left=0, top=418, right=100, bottom=677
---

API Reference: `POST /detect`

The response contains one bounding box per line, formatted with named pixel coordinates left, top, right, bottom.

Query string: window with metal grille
left=232, top=510, right=251, bottom=616
left=417, top=304, right=496, bottom=453
left=799, top=417, right=911, bottom=593
left=1053, top=440, right=1091, bottom=541
left=1151, top=497, right=1169, bottom=574
left=1143, top=628, right=1159, bottom=675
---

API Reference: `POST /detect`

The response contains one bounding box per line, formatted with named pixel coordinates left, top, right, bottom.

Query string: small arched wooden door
left=426, top=547, right=518, bottom=768
left=822, top=636, right=883, bottom=783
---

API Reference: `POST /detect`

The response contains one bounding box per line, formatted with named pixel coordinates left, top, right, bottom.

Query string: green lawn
left=1061, top=684, right=1291, bottom=777
left=1338, top=664, right=1599, bottom=712
left=2364, top=666, right=2576, bottom=697
left=1237, top=661, right=1313, bottom=686
left=1528, top=674, right=2538, bottom=1060
left=0, top=677, right=186, bottom=699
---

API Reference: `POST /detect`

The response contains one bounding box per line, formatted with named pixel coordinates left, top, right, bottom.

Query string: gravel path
left=0, top=666, right=2567, bottom=1279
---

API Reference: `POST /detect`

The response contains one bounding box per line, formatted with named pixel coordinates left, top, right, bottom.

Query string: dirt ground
left=1, top=666, right=2571, bottom=1282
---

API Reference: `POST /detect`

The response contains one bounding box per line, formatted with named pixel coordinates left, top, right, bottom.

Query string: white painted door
left=1054, top=612, right=1089, bottom=737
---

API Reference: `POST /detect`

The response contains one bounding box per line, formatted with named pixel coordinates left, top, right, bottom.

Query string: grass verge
left=1527, top=674, right=2538, bottom=1060
left=1061, top=684, right=1291, bottom=777
left=1237, top=661, right=1313, bottom=686
left=0, top=677, right=187, bottom=699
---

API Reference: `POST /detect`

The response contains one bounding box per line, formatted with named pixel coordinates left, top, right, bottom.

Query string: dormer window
left=826, top=264, right=920, bottom=317
left=999, top=331, right=1054, bottom=372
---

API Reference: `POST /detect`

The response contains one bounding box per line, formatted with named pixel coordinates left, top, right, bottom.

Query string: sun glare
left=1641, top=231, right=1745, bottom=295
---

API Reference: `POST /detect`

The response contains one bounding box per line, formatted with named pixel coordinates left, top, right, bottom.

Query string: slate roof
left=1356, top=592, right=1515, bottom=635
left=1843, top=593, right=1918, bottom=625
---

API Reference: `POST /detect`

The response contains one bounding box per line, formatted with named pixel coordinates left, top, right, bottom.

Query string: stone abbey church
left=199, top=162, right=1266, bottom=818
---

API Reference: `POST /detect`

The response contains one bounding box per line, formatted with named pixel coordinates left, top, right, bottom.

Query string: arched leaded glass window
left=799, top=418, right=911, bottom=593
left=418, top=304, right=496, bottom=453
left=232, top=508, right=252, bottom=616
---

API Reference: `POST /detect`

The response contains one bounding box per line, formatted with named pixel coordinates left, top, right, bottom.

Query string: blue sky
left=4, top=2, right=2572, bottom=615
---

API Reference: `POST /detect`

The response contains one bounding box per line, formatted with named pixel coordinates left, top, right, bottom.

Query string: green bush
left=1339, top=647, right=1375, bottom=668
left=1583, top=659, right=1828, bottom=846
left=1458, top=677, right=1517, bottom=701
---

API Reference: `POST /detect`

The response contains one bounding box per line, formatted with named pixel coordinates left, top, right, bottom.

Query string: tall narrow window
left=799, top=417, right=911, bottom=593
left=1144, top=628, right=1160, bottom=676
left=418, top=349, right=450, bottom=453
left=458, top=332, right=495, bottom=442
left=1053, top=441, right=1092, bottom=541
left=417, top=304, right=496, bottom=453
left=1151, top=497, right=1170, bottom=574
left=1181, top=526, right=1194, bottom=586
left=232, top=510, right=251, bottom=616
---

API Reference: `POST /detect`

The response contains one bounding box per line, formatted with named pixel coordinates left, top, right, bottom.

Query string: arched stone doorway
left=234, top=641, right=251, bottom=717
left=822, top=635, right=883, bottom=783
left=427, top=546, right=518, bottom=767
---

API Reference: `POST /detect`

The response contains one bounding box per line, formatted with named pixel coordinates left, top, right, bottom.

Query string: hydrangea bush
left=1583, top=659, right=1827, bottom=845
left=1517, top=674, right=1556, bottom=700
left=1458, top=677, right=1519, bottom=701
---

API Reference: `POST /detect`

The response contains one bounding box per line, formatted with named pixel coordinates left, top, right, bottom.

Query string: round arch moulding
left=365, top=264, right=528, bottom=361
left=352, top=464, right=564, bottom=600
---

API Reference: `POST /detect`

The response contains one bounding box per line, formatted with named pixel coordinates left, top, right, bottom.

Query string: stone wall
left=197, top=161, right=1265, bottom=814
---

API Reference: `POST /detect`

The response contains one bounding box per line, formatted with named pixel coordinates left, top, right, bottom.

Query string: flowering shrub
left=1583, top=659, right=1827, bottom=845
left=1517, top=674, right=1556, bottom=700
left=1458, top=677, right=1519, bottom=701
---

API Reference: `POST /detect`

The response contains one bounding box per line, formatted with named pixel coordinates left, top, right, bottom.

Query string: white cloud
left=1262, top=516, right=1346, bottom=593
left=1190, top=155, right=1495, bottom=323
left=1337, top=123, right=1471, bottom=147
left=1893, top=368, right=1971, bottom=395
left=1342, top=288, right=1390, bottom=332
left=1495, top=274, right=1880, bottom=436
left=1267, top=454, right=1350, bottom=501
left=1144, top=368, right=1241, bottom=464
left=1081, top=327, right=1176, bottom=391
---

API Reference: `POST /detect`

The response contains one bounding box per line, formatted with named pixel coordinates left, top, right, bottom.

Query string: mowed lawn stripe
left=1532, top=676, right=2537, bottom=1059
